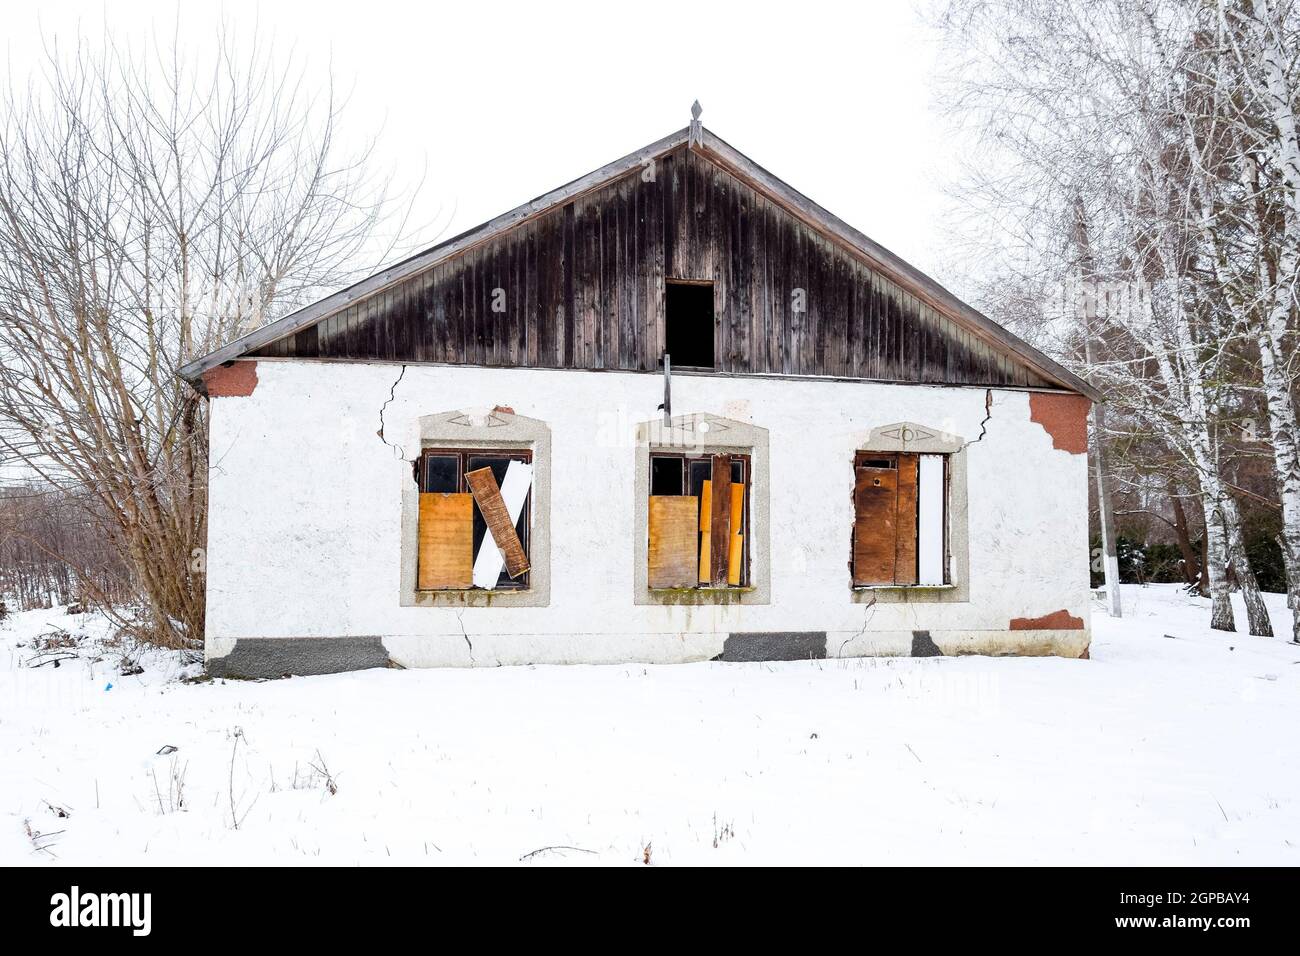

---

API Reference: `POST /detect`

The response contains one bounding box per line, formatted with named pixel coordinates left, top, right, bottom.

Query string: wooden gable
left=245, top=144, right=1059, bottom=390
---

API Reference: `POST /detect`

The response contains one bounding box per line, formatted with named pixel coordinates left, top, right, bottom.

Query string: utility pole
left=1073, top=197, right=1122, bottom=617
left=659, top=353, right=671, bottom=426
left=1085, top=319, right=1123, bottom=617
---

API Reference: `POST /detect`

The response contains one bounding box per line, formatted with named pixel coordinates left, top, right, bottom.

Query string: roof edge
left=179, top=126, right=693, bottom=383
left=694, top=130, right=1101, bottom=401
left=180, top=124, right=1101, bottom=402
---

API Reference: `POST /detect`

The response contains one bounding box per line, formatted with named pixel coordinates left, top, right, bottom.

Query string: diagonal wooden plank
left=467, top=463, right=531, bottom=582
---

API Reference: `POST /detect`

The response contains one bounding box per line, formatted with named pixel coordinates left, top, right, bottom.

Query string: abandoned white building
left=180, top=112, right=1101, bottom=677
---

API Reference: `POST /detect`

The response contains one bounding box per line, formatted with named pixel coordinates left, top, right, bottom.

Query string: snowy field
left=2, top=583, right=1297, bottom=866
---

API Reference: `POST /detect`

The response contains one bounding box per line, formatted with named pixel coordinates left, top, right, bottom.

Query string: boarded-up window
left=417, top=448, right=532, bottom=590
left=647, top=453, right=749, bottom=589
left=852, top=451, right=947, bottom=586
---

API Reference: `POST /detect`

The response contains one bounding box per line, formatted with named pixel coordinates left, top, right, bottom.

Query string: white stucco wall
left=204, top=359, right=1091, bottom=667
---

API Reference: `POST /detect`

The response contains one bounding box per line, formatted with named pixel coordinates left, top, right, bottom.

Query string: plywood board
left=918, top=454, right=946, bottom=585
left=727, top=483, right=744, bottom=586
left=852, top=463, right=897, bottom=586
left=698, top=479, right=712, bottom=584
left=468, top=461, right=533, bottom=587
left=649, top=495, right=699, bottom=588
left=894, top=453, right=918, bottom=586
left=418, top=493, right=473, bottom=590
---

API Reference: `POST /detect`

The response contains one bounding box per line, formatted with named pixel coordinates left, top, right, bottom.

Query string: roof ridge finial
left=688, top=100, right=703, bottom=146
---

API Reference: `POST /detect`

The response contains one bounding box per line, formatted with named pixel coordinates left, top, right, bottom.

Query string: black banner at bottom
left=7, top=866, right=1293, bottom=943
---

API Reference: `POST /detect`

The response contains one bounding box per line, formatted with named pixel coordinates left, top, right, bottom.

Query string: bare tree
left=0, top=29, right=404, bottom=646
left=0, top=484, right=132, bottom=610
left=934, top=0, right=1287, bottom=635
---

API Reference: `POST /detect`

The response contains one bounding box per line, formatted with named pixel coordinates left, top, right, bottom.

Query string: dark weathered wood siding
left=253, top=147, right=1053, bottom=389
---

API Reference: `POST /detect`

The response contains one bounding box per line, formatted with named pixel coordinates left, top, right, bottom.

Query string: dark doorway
left=665, top=281, right=715, bottom=368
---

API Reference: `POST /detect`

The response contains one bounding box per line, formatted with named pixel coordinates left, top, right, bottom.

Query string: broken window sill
left=417, top=587, right=530, bottom=595
left=648, top=586, right=756, bottom=594
left=852, top=584, right=956, bottom=592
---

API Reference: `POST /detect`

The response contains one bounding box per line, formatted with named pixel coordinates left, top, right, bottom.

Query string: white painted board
left=918, top=454, right=945, bottom=585
left=472, top=460, right=534, bottom=589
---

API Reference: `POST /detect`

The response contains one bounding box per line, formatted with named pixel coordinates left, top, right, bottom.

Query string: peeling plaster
left=1028, top=392, right=1090, bottom=455
left=722, top=631, right=826, bottom=661
left=203, top=361, right=258, bottom=397
left=1010, top=609, right=1085, bottom=630
left=208, top=636, right=393, bottom=678
left=911, top=630, right=943, bottom=656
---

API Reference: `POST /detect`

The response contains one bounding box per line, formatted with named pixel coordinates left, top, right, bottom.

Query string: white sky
left=3, top=0, right=963, bottom=285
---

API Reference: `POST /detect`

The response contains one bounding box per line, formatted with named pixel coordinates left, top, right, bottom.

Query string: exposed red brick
left=1009, top=609, right=1085, bottom=630
left=493, top=405, right=515, bottom=415
left=1028, top=392, right=1090, bottom=455
left=1079, top=645, right=1090, bottom=660
left=203, top=361, right=258, bottom=397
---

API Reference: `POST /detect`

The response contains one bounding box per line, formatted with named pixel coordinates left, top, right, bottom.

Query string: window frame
left=399, top=409, right=551, bottom=610
left=418, top=447, right=533, bottom=592
left=648, top=450, right=751, bottom=589
left=633, top=413, right=770, bottom=606
left=849, top=421, right=970, bottom=604
left=851, top=450, right=949, bottom=588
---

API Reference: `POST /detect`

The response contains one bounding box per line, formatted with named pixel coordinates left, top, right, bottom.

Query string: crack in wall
left=838, top=594, right=877, bottom=657
left=962, top=388, right=995, bottom=448
left=377, top=364, right=409, bottom=459
left=454, top=610, right=475, bottom=663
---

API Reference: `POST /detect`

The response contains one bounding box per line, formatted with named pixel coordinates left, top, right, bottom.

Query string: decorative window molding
left=862, top=421, right=965, bottom=455
left=633, top=413, right=770, bottom=606
left=399, top=409, right=551, bottom=608
left=851, top=421, right=970, bottom=604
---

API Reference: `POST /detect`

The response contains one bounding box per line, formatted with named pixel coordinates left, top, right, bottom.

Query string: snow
left=3, top=583, right=1298, bottom=865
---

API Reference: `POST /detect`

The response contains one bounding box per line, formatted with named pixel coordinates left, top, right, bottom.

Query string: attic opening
left=665, top=280, right=715, bottom=369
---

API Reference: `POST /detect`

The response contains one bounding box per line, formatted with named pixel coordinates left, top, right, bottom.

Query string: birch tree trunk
left=1220, top=492, right=1275, bottom=635
left=1256, top=310, right=1300, bottom=636
left=1139, top=276, right=1239, bottom=631
left=1239, top=0, right=1300, bottom=640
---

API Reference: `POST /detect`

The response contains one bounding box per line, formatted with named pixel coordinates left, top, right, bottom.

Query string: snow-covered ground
left=2, top=583, right=1297, bottom=865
